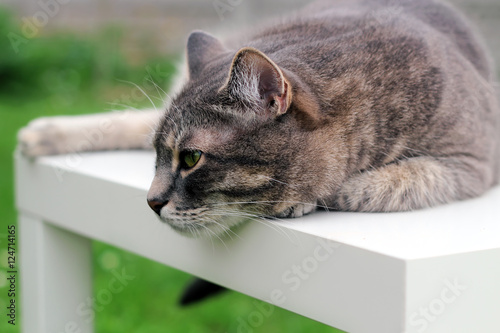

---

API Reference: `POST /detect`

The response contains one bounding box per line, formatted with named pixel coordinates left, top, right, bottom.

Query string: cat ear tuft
left=187, top=31, right=227, bottom=80
left=221, top=47, right=292, bottom=118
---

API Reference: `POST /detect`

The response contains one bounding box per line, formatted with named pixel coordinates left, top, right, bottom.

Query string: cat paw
left=335, top=174, right=375, bottom=211
left=18, top=117, right=70, bottom=156
left=18, top=110, right=158, bottom=157
left=276, top=202, right=317, bottom=218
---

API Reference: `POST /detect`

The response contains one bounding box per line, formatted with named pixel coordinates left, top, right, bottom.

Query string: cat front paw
left=18, top=117, right=70, bottom=156
left=276, top=202, right=317, bottom=218
left=335, top=174, right=375, bottom=211
left=18, top=110, right=158, bottom=157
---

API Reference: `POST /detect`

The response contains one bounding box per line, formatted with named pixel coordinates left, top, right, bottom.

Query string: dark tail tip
left=179, top=278, right=227, bottom=306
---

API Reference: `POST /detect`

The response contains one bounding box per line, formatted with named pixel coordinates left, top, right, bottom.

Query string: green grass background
left=0, top=7, right=344, bottom=333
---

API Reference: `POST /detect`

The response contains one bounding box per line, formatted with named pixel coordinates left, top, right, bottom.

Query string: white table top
left=35, top=150, right=500, bottom=261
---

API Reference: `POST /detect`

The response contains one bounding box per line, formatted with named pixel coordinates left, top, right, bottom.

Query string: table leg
left=19, top=213, right=93, bottom=333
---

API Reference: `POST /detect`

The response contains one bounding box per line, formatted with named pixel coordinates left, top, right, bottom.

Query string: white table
left=15, top=151, right=500, bottom=333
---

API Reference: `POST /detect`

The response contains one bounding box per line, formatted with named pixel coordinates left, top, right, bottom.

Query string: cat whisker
left=195, top=222, right=216, bottom=253
left=116, top=79, right=159, bottom=112
left=208, top=208, right=297, bottom=242
left=247, top=215, right=298, bottom=244
left=209, top=200, right=275, bottom=207
left=185, top=224, right=195, bottom=238
left=145, top=74, right=170, bottom=101
left=107, top=103, right=142, bottom=111
left=320, top=198, right=331, bottom=213
left=197, top=222, right=229, bottom=251
left=200, top=215, right=241, bottom=241
left=209, top=199, right=332, bottom=211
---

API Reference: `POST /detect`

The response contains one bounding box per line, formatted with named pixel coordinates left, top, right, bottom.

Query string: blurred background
left=0, top=0, right=498, bottom=332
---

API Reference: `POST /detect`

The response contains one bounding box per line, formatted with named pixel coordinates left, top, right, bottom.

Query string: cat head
left=147, top=31, right=328, bottom=237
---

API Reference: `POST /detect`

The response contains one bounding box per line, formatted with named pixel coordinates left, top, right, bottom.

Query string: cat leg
left=18, top=109, right=161, bottom=156
left=178, top=278, right=226, bottom=306
left=334, top=156, right=491, bottom=212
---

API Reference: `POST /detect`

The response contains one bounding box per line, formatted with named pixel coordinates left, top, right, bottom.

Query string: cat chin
left=158, top=215, right=248, bottom=239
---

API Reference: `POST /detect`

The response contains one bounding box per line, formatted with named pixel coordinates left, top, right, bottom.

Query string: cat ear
left=222, top=47, right=292, bottom=118
left=187, top=31, right=227, bottom=79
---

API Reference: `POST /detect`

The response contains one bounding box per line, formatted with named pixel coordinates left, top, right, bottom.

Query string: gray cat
left=19, top=0, right=500, bottom=238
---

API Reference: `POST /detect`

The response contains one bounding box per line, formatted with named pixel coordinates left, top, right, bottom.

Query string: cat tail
left=178, top=277, right=227, bottom=306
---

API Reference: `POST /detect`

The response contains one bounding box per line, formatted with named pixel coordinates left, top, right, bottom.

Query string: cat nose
left=147, top=198, right=168, bottom=216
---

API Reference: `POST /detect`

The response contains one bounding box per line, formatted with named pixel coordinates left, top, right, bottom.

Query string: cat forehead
left=158, top=89, right=252, bottom=151
left=161, top=126, right=237, bottom=152
left=185, top=127, right=236, bottom=151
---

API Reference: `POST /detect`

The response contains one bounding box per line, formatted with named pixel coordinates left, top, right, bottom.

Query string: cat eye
left=180, top=150, right=202, bottom=169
